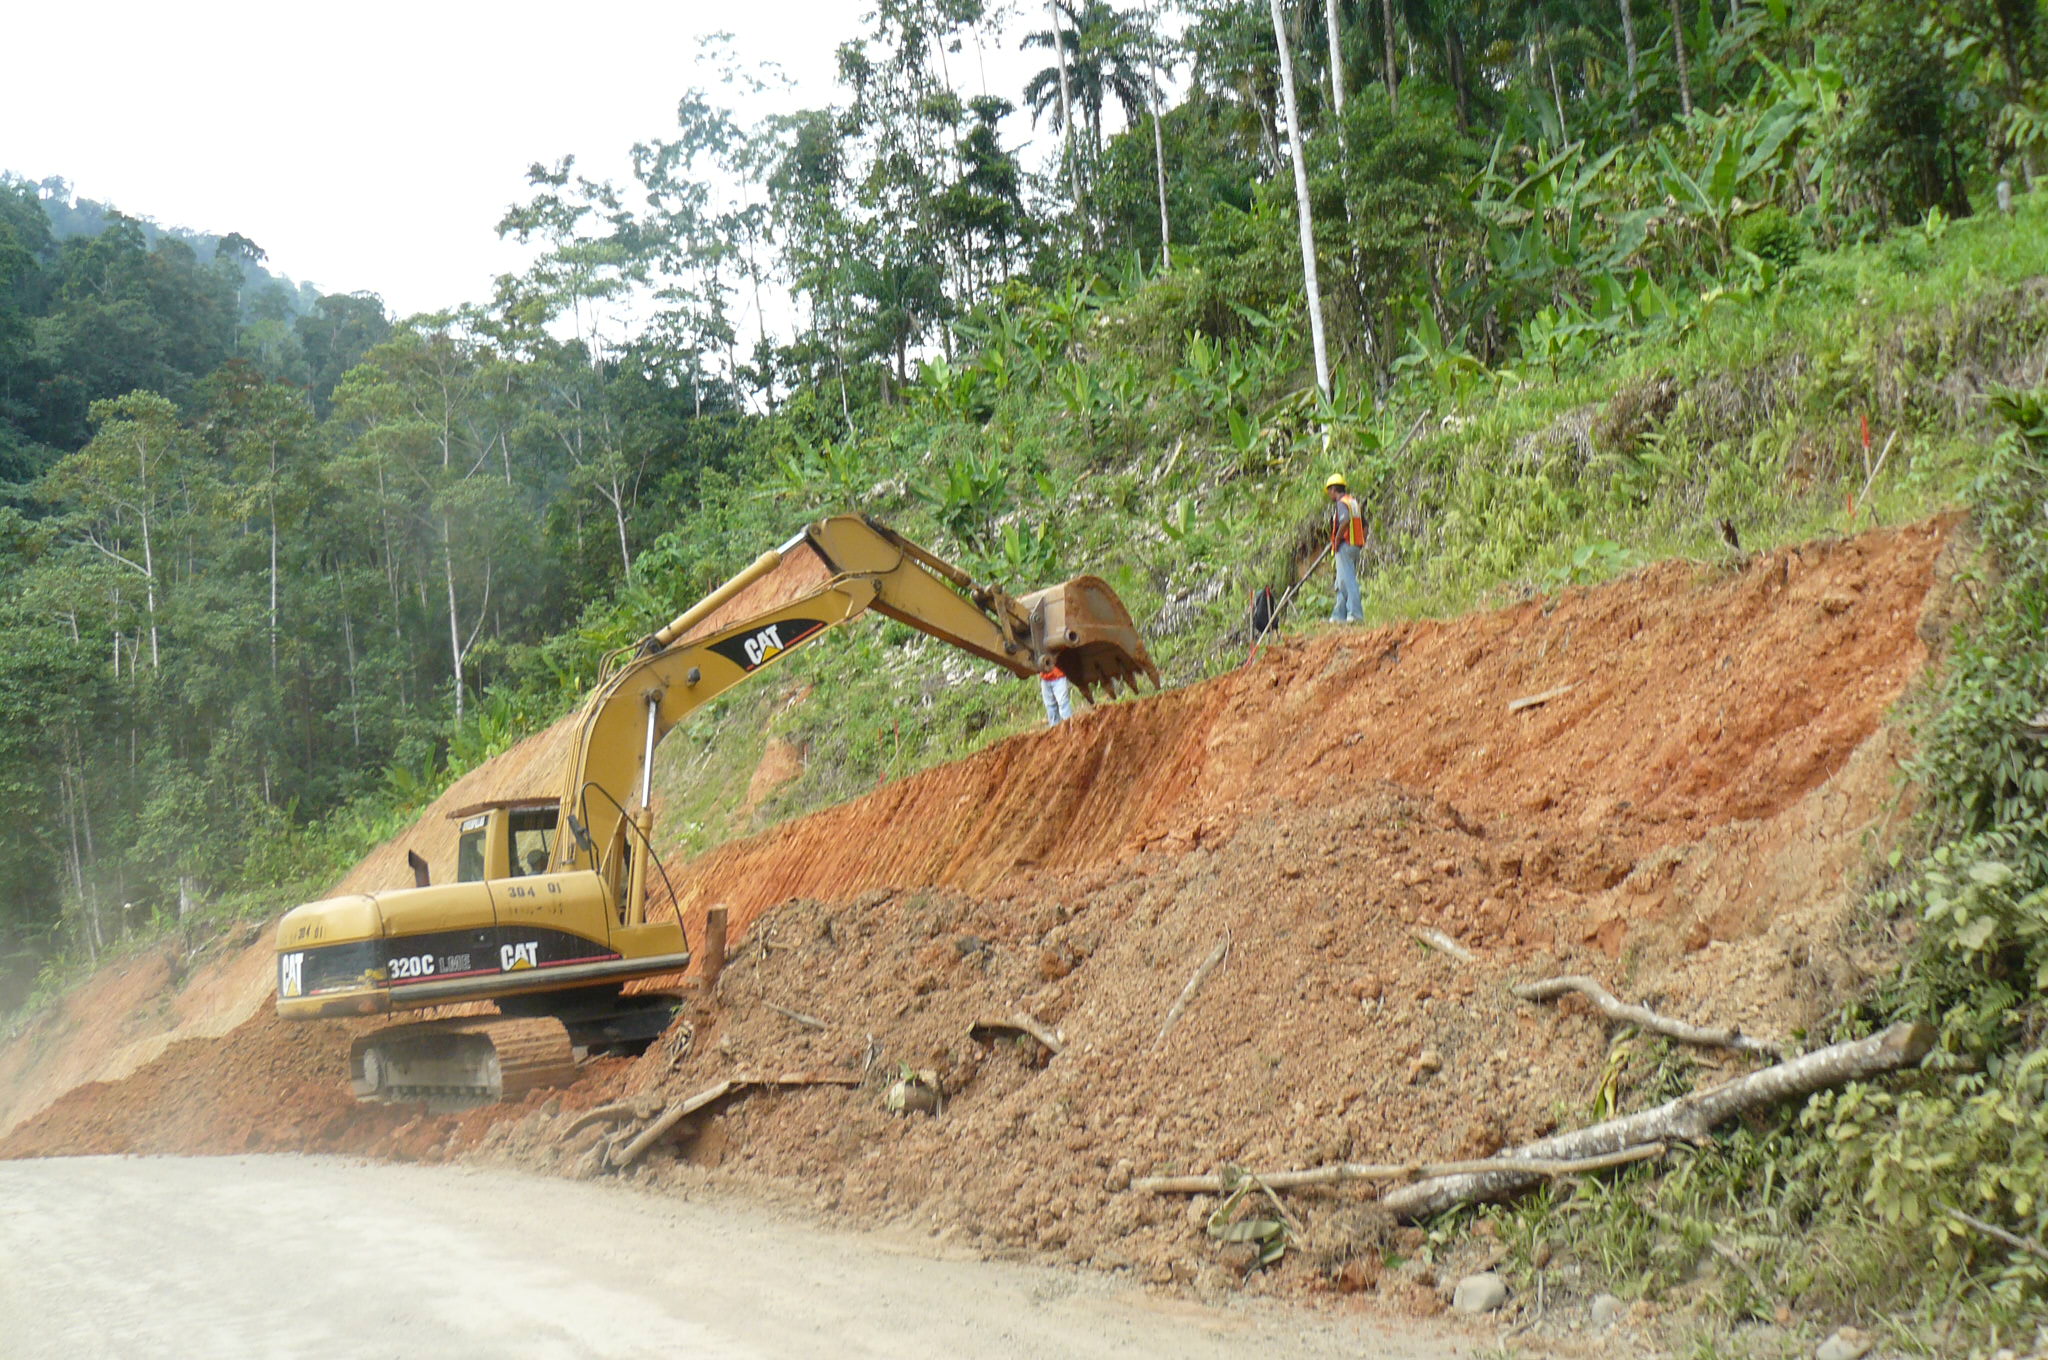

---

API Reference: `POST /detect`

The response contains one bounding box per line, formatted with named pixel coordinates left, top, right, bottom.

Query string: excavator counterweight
left=276, top=516, right=1157, bottom=1103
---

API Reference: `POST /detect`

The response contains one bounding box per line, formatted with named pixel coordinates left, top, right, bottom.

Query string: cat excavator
left=273, top=515, right=1158, bottom=1104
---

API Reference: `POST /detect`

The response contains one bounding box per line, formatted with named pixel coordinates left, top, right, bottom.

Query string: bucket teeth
left=1020, top=574, right=1160, bottom=698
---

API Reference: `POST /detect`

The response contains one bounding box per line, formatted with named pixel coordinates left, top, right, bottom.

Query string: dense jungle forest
left=2, top=0, right=2036, bottom=966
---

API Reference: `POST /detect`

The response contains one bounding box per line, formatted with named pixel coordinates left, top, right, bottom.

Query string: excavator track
left=349, top=1016, right=578, bottom=1108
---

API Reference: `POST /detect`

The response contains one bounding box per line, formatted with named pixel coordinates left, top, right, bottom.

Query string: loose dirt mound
left=0, top=519, right=1954, bottom=1305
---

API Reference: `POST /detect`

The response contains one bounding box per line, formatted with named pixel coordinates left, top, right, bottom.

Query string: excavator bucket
left=1020, top=575, right=1162, bottom=699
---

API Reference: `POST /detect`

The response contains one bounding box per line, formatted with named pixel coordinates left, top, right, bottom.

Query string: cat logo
left=742, top=625, right=784, bottom=668
left=709, top=618, right=826, bottom=673
left=279, top=952, right=305, bottom=999
left=501, top=941, right=540, bottom=971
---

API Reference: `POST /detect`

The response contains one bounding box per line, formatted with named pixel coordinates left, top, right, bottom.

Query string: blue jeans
left=1041, top=675, right=1072, bottom=724
left=1331, top=543, right=1363, bottom=622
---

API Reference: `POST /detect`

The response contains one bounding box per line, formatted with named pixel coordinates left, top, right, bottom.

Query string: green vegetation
left=4, top=0, right=2048, bottom=1333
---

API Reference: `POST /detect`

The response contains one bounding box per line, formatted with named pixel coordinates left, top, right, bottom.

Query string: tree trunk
left=1270, top=0, right=1332, bottom=398
left=1445, top=24, right=1472, bottom=128
left=1381, top=0, right=1399, bottom=113
left=267, top=484, right=279, bottom=677
left=1620, top=0, right=1640, bottom=119
left=442, top=517, right=465, bottom=723
left=1380, top=1022, right=1934, bottom=1220
left=1049, top=1, right=1082, bottom=218
left=1325, top=0, right=1346, bottom=118
left=1545, top=29, right=1569, bottom=141
left=1151, top=0, right=1174, bottom=267
left=342, top=610, right=361, bottom=749
left=1670, top=0, right=1694, bottom=117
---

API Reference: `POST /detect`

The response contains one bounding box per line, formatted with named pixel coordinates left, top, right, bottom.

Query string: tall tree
left=1268, top=0, right=1331, bottom=396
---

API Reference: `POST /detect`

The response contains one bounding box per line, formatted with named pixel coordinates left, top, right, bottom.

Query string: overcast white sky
left=2, top=0, right=1055, bottom=319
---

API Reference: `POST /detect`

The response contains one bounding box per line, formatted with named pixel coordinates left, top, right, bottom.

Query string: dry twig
left=970, top=1011, right=1066, bottom=1056
left=1131, top=1143, right=1668, bottom=1194
left=1413, top=928, right=1475, bottom=963
left=1511, top=974, right=1782, bottom=1058
left=1508, top=683, right=1575, bottom=714
left=763, top=1001, right=828, bottom=1030
left=1154, top=931, right=1231, bottom=1044
left=1944, top=1204, right=2048, bottom=1261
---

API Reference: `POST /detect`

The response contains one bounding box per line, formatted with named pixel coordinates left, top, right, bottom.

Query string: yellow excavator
left=274, top=515, right=1158, bottom=1104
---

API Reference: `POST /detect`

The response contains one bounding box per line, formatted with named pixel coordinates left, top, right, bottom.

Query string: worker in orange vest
left=1325, top=473, right=1365, bottom=622
left=1040, top=663, right=1072, bottom=724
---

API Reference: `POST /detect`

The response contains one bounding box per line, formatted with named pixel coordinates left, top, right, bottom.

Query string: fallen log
left=1132, top=1142, right=1666, bottom=1194
left=1511, top=975, right=1782, bottom=1058
left=1379, top=1021, right=1934, bottom=1221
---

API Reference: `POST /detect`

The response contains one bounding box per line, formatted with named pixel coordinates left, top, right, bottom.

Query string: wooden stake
left=700, top=905, right=728, bottom=992
left=1512, top=975, right=1782, bottom=1058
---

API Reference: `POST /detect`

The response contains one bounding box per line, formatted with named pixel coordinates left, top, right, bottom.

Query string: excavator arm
left=550, top=515, right=1158, bottom=890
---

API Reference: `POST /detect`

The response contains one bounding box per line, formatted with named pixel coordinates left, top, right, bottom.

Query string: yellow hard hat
left=1324, top=473, right=1347, bottom=489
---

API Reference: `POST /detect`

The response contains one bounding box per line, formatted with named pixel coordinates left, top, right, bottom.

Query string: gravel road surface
left=0, top=1155, right=1498, bottom=1359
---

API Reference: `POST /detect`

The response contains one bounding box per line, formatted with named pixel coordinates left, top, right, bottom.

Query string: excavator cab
left=449, top=800, right=560, bottom=883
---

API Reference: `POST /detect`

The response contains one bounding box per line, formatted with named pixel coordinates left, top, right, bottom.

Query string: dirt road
left=0, top=1156, right=1499, bottom=1359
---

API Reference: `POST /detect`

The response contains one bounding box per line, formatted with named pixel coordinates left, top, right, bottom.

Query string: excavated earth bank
left=0, top=518, right=1957, bottom=1309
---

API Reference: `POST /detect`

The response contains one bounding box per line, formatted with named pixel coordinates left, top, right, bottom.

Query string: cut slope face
left=1, top=520, right=1953, bottom=1294
left=653, top=523, right=1945, bottom=950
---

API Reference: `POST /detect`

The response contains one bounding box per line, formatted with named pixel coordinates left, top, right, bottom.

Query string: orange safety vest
left=1041, top=664, right=1066, bottom=681
left=1331, top=493, right=1366, bottom=549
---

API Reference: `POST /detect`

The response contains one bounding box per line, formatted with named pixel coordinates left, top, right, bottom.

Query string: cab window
left=509, top=809, right=556, bottom=877
left=456, top=818, right=488, bottom=883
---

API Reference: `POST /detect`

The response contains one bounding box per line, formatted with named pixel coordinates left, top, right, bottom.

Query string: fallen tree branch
left=970, top=1011, right=1066, bottom=1056
left=1155, top=931, right=1231, bottom=1045
left=1379, top=1021, right=1934, bottom=1221
left=1508, top=683, right=1574, bottom=714
left=763, top=1001, right=828, bottom=1030
left=1131, top=1142, right=1666, bottom=1194
left=1512, top=975, right=1782, bottom=1058
left=559, top=1102, right=637, bottom=1137
left=610, top=1079, right=737, bottom=1169
left=608, top=1071, right=861, bottom=1169
left=1413, top=928, right=1475, bottom=964
left=1943, top=1204, right=2048, bottom=1262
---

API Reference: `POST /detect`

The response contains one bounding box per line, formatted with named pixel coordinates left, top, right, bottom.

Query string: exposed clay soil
left=0, top=518, right=1957, bottom=1311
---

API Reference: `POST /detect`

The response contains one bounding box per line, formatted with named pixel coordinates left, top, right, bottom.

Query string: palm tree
left=1023, top=2, right=1157, bottom=194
